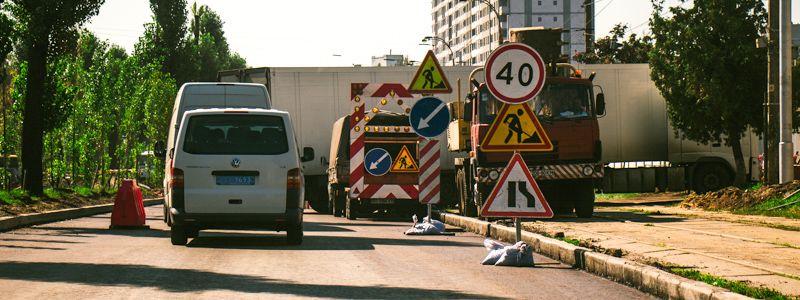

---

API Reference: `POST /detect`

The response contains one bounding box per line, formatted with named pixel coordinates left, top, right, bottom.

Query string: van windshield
left=183, top=114, right=289, bottom=155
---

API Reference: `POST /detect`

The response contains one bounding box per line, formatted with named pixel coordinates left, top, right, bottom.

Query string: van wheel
left=286, top=224, right=303, bottom=245
left=170, top=226, right=187, bottom=246
left=346, top=198, right=358, bottom=220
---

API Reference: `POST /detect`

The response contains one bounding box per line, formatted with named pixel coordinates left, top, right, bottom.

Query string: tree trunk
left=730, top=135, right=747, bottom=187
left=21, top=36, right=48, bottom=196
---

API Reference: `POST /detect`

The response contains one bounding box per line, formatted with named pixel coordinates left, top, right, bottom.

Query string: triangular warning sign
left=390, top=145, right=419, bottom=172
left=480, top=153, right=553, bottom=218
left=408, top=50, right=452, bottom=94
left=480, top=103, right=553, bottom=152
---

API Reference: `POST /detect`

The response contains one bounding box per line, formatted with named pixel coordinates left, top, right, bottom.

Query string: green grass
left=670, top=268, right=789, bottom=299
left=595, top=193, right=641, bottom=200
left=43, top=188, right=61, bottom=199
left=734, top=192, right=800, bottom=219
left=73, top=186, right=94, bottom=197
left=0, top=189, right=25, bottom=205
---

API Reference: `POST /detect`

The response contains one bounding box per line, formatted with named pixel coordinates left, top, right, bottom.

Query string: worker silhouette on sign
left=503, top=108, right=542, bottom=144
left=399, top=156, right=409, bottom=169
left=422, top=66, right=445, bottom=89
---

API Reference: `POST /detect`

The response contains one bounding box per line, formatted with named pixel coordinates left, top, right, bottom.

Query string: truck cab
left=450, top=65, right=606, bottom=218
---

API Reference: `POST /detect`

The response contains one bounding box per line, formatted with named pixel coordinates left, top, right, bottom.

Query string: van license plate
left=216, top=175, right=255, bottom=185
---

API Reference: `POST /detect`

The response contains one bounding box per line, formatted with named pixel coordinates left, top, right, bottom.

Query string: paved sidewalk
left=523, top=205, right=800, bottom=296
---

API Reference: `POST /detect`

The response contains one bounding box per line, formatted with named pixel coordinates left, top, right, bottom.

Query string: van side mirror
left=596, top=93, right=606, bottom=116
left=154, top=141, right=166, bottom=159
left=301, top=147, right=315, bottom=162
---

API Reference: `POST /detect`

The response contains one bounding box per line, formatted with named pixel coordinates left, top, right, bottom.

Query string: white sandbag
left=481, top=239, right=535, bottom=267
left=404, top=215, right=444, bottom=235
left=422, top=216, right=446, bottom=232
left=482, top=248, right=506, bottom=265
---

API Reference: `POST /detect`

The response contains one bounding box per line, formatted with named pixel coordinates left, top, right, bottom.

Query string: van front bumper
left=170, top=208, right=303, bottom=230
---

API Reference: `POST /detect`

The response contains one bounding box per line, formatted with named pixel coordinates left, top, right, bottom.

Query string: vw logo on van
left=231, top=158, right=241, bottom=168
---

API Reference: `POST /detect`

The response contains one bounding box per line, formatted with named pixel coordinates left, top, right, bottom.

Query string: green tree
left=187, top=3, right=246, bottom=81
left=575, top=24, right=653, bottom=64
left=648, top=0, right=766, bottom=187
left=9, top=0, right=104, bottom=195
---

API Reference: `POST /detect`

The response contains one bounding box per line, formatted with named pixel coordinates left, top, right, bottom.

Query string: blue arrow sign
left=410, top=96, right=450, bottom=138
left=365, top=148, right=392, bottom=176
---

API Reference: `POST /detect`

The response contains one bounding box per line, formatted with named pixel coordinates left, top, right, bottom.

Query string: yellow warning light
left=384, top=126, right=389, bottom=132
left=365, top=116, right=370, bottom=122
left=394, top=126, right=400, bottom=132
left=354, top=106, right=360, bottom=112
left=404, top=127, right=410, bottom=132
left=355, top=126, right=360, bottom=132
left=574, top=69, right=583, bottom=78
left=354, top=96, right=361, bottom=102
left=374, top=126, right=379, bottom=132
left=397, top=99, right=403, bottom=106
left=372, top=107, right=379, bottom=113
left=355, top=116, right=360, bottom=122
left=405, top=108, right=411, bottom=114
left=365, top=126, right=370, bottom=132
left=381, top=98, right=387, bottom=105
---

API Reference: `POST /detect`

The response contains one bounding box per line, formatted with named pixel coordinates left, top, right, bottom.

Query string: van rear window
left=183, top=115, right=289, bottom=155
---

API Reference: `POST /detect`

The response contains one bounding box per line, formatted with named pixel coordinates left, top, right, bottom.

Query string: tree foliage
left=1, top=1, right=246, bottom=194
left=575, top=24, right=653, bottom=64
left=648, top=0, right=769, bottom=186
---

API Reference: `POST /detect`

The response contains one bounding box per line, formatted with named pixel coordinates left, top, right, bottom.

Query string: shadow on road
left=30, top=226, right=170, bottom=238
left=187, top=231, right=477, bottom=251
left=0, top=261, right=503, bottom=299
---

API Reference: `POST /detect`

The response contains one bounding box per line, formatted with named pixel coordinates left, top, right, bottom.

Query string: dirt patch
left=0, top=188, right=163, bottom=218
left=680, top=181, right=800, bottom=210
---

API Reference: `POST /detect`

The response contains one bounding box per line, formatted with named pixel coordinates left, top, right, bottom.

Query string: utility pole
left=766, top=0, right=779, bottom=184
left=778, top=0, right=793, bottom=183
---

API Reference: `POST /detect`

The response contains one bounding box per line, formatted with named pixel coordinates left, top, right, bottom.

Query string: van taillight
left=287, top=168, right=303, bottom=189
left=170, top=167, right=184, bottom=189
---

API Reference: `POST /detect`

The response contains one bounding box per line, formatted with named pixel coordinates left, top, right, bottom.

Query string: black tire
left=574, top=180, right=595, bottom=218
left=309, top=199, right=330, bottom=214
left=457, top=169, right=478, bottom=217
left=170, top=226, right=187, bottom=246
left=286, top=223, right=303, bottom=245
left=693, top=163, right=732, bottom=194
left=186, top=227, right=199, bottom=239
left=163, top=204, right=169, bottom=224
left=345, top=198, right=358, bottom=220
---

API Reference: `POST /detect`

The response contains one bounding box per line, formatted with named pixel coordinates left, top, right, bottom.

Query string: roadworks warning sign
left=480, top=103, right=553, bottom=152
left=391, top=145, right=419, bottom=172
left=408, top=50, right=452, bottom=94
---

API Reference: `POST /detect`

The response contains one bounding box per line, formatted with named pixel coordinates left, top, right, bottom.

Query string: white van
left=158, top=83, right=271, bottom=223
left=166, top=108, right=313, bottom=245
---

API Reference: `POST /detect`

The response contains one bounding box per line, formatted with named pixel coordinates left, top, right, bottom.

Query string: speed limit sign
left=485, top=43, right=546, bottom=104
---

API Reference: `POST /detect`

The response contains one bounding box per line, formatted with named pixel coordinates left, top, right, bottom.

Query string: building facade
left=430, top=0, right=594, bottom=66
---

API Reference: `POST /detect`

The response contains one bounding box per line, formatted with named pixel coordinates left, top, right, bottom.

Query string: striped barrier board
left=418, top=138, right=440, bottom=204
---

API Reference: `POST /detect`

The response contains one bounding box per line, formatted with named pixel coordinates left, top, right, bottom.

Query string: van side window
left=183, top=115, right=289, bottom=155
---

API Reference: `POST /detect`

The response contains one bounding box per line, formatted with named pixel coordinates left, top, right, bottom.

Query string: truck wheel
left=330, top=186, right=345, bottom=217
left=286, top=223, right=303, bottom=245
left=345, top=198, right=358, bottom=220
left=693, top=163, right=732, bottom=194
left=457, top=169, right=477, bottom=217
left=170, top=226, right=187, bottom=246
left=574, top=180, right=596, bottom=218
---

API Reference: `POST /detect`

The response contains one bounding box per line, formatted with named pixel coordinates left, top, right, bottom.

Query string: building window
left=553, top=0, right=557, bottom=5
left=538, top=0, right=541, bottom=5
left=538, top=16, right=542, bottom=22
left=553, top=16, right=558, bottom=22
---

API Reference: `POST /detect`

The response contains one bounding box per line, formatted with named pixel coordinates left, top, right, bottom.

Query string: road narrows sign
left=480, top=103, right=553, bottom=152
left=485, top=43, right=546, bottom=104
left=409, top=50, right=452, bottom=94
left=481, top=153, right=553, bottom=218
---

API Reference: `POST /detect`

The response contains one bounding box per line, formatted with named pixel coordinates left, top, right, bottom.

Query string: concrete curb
left=438, top=212, right=754, bottom=300
left=0, top=198, right=164, bottom=232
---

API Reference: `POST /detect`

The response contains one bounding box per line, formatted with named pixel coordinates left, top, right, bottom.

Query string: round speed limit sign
left=485, top=43, right=546, bottom=104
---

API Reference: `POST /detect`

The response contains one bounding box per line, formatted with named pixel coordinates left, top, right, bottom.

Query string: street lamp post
left=422, top=36, right=460, bottom=66
left=460, top=0, right=504, bottom=48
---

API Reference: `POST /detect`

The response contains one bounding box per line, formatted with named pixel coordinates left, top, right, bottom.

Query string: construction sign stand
left=480, top=103, right=553, bottom=152
left=481, top=152, right=554, bottom=242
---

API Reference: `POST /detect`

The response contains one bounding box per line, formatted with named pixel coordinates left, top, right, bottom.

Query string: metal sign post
left=515, top=218, right=522, bottom=242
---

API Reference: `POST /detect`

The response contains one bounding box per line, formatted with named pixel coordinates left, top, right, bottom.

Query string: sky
left=85, top=0, right=800, bottom=68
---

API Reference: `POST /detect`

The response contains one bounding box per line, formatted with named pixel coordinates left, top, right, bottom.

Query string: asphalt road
left=0, top=205, right=653, bottom=299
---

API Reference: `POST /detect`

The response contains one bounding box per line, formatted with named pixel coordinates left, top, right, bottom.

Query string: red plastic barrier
left=110, top=179, right=147, bottom=228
